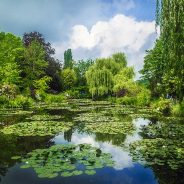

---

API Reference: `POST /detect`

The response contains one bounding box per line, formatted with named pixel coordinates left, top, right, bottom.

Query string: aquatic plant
left=84, top=121, right=135, bottom=135
left=130, top=120, right=184, bottom=170
left=0, top=121, right=73, bottom=136
left=16, top=144, right=114, bottom=178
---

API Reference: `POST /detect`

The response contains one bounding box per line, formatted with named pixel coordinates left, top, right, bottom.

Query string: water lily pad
left=19, top=144, right=115, bottom=178
left=0, top=121, right=73, bottom=136
left=85, top=170, right=96, bottom=175
left=11, top=156, right=21, bottom=160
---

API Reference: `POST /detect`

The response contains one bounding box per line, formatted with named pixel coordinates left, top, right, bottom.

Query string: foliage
left=156, top=0, right=184, bottom=101
left=22, top=40, right=48, bottom=87
left=22, top=40, right=50, bottom=98
left=130, top=119, right=184, bottom=170
left=0, top=32, right=23, bottom=86
left=172, top=101, right=184, bottom=117
left=8, top=95, right=34, bottom=109
left=62, top=68, right=77, bottom=90
left=86, top=53, right=128, bottom=97
left=151, top=97, right=172, bottom=115
left=84, top=121, right=135, bottom=135
left=14, top=144, right=114, bottom=178
left=113, top=67, right=135, bottom=96
left=74, top=59, right=94, bottom=86
left=23, top=31, right=62, bottom=92
left=136, top=86, right=151, bottom=106
left=116, top=96, right=137, bottom=106
left=45, top=93, right=66, bottom=103
left=140, top=39, right=164, bottom=97
left=64, top=49, right=73, bottom=69
left=0, top=84, right=18, bottom=99
left=1, top=120, right=73, bottom=136
left=34, top=76, right=52, bottom=101
left=74, top=111, right=135, bottom=135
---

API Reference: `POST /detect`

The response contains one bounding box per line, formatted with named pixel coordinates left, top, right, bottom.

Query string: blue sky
left=0, top=0, right=158, bottom=77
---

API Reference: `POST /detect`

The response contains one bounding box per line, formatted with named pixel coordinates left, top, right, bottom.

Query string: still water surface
left=0, top=100, right=182, bottom=184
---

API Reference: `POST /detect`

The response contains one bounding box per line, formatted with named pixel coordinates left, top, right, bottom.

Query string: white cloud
left=54, top=14, right=157, bottom=78
left=70, top=14, right=155, bottom=53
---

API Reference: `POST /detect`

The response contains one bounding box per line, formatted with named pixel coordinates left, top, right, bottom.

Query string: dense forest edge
left=0, top=0, right=183, bottom=117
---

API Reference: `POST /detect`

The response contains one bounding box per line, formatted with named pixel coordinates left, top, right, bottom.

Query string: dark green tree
left=156, top=0, right=184, bottom=101
left=74, top=59, right=94, bottom=86
left=23, top=31, right=62, bottom=92
left=140, top=39, right=164, bottom=97
left=64, top=49, right=73, bottom=69
left=0, top=32, right=24, bottom=86
left=22, top=40, right=48, bottom=97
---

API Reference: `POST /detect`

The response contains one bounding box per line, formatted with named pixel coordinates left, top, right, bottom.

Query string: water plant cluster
left=74, top=111, right=135, bottom=135
left=0, top=121, right=73, bottom=136
left=12, top=144, right=114, bottom=178
left=130, top=120, right=184, bottom=170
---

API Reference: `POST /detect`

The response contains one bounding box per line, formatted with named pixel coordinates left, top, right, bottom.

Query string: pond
left=0, top=99, right=183, bottom=184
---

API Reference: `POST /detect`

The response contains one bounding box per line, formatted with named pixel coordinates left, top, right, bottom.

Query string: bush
left=64, top=90, right=80, bottom=99
left=151, top=97, right=172, bottom=115
left=172, top=101, right=184, bottom=117
left=45, top=94, right=66, bottom=103
left=8, top=95, right=34, bottom=109
left=136, top=87, right=151, bottom=106
left=116, top=96, right=137, bottom=106
left=0, top=95, right=9, bottom=106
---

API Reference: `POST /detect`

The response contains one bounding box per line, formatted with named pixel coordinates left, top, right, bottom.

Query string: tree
left=23, top=31, right=62, bottom=92
left=140, top=39, right=164, bottom=97
left=113, top=67, right=135, bottom=97
left=86, top=53, right=128, bottom=98
left=62, top=68, right=77, bottom=90
left=22, top=40, right=48, bottom=97
left=156, top=0, right=184, bottom=101
left=23, top=31, right=55, bottom=57
left=63, top=49, right=73, bottom=69
left=74, top=59, right=94, bottom=86
left=0, top=32, right=23, bottom=86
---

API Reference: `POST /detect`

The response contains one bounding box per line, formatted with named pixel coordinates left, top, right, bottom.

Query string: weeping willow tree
left=156, top=0, right=184, bottom=101
left=86, top=53, right=128, bottom=98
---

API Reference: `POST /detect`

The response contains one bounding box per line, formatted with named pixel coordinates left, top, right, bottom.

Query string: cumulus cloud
left=55, top=14, right=157, bottom=78
left=70, top=14, right=155, bottom=53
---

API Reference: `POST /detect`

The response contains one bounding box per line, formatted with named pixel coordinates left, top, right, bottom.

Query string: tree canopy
left=156, top=0, right=184, bottom=101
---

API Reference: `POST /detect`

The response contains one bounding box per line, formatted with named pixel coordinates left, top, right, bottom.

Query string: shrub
left=45, top=94, right=66, bottom=103
left=65, top=90, right=80, bottom=99
left=151, top=97, right=172, bottom=115
left=172, top=101, right=184, bottom=117
left=136, top=87, right=151, bottom=106
left=0, top=95, right=9, bottom=106
left=116, top=96, right=137, bottom=106
left=9, top=95, right=34, bottom=109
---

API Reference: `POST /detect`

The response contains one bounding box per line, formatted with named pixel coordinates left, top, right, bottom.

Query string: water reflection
left=54, top=117, right=148, bottom=171
left=0, top=133, right=54, bottom=181
left=0, top=100, right=182, bottom=184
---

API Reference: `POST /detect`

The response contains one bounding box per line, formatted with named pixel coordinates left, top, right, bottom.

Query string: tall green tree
left=86, top=53, right=128, bottom=98
left=62, top=68, right=77, bottom=90
left=0, top=32, right=23, bottom=86
left=22, top=40, right=48, bottom=96
left=23, top=31, right=62, bottom=92
left=140, top=39, right=164, bottom=97
left=64, top=49, right=73, bottom=69
left=74, top=59, right=94, bottom=86
left=113, top=67, right=135, bottom=97
left=156, top=0, right=184, bottom=101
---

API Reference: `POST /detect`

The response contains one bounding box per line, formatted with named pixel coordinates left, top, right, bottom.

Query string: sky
left=0, top=0, right=159, bottom=78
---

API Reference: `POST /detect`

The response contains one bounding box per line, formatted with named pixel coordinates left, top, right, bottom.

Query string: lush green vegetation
left=1, top=0, right=183, bottom=116
left=12, top=144, right=114, bottom=178
left=0, top=1, right=183, bottom=183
